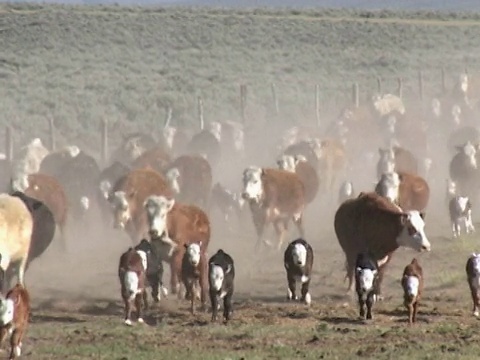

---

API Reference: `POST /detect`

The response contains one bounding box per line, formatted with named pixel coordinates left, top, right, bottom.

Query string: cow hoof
left=124, top=319, right=133, bottom=326
left=138, top=318, right=145, bottom=324
left=473, top=311, right=479, bottom=317
left=161, top=286, right=169, bottom=297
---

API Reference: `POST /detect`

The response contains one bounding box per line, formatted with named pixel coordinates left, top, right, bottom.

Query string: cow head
left=0, top=295, right=14, bottom=327
left=277, top=154, right=296, bottom=172
left=397, top=211, right=431, bottom=252
left=80, top=196, right=90, bottom=211
left=376, top=172, right=401, bottom=204
left=292, top=243, right=307, bottom=267
left=184, top=242, right=202, bottom=267
left=143, top=195, right=175, bottom=240
left=110, top=191, right=131, bottom=229
left=165, top=168, right=181, bottom=194
left=163, top=126, right=177, bottom=149
left=209, top=121, right=222, bottom=142
left=456, top=141, right=479, bottom=169
left=446, top=179, right=457, bottom=198
left=241, top=166, right=264, bottom=203
left=209, top=264, right=224, bottom=292
left=134, top=239, right=153, bottom=271
left=11, top=173, right=29, bottom=193
left=99, top=180, right=112, bottom=200
left=340, top=181, right=354, bottom=197
left=356, top=267, right=377, bottom=293
left=459, top=72, right=469, bottom=94
left=66, top=145, right=81, bottom=158
left=452, top=104, right=462, bottom=126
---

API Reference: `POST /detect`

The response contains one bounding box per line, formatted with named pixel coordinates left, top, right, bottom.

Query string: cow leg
left=273, top=220, right=287, bottom=251
left=412, top=300, right=419, bottom=323
left=223, top=291, right=233, bottom=323
left=292, top=213, right=305, bottom=239
left=199, top=266, right=208, bottom=312
left=147, top=270, right=161, bottom=303
left=252, top=214, right=267, bottom=250
left=142, top=290, right=149, bottom=311
left=134, top=293, right=144, bottom=324
left=374, top=257, right=392, bottom=301
left=470, top=285, right=479, bottom=316
left=124, top=298, right=133, bottom=326
left=358, top=294, right=366, bottom=319
left=210, top=291, right=219, bottom=322
left=9, top=328, right=24, bottom=359
left=170, top=253, right=182, bottom=295
left=366, top=292, right=374, bottom=320
left=287, top=275, right=297, bottom=301
left=452, top=222, right=458, bottom=238
left=16, top=257, right=27, bottom=288
left=300, top=279, right=311, bottom=305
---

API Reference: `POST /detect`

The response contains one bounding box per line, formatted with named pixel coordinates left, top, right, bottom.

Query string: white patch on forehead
left=277, top=155, right=296, bottom=172
left=166, top=168, right=181, bottom=194
left=404, top=275, right=419, bottom=297
left=11, top=174, right=29, bottom=192
left=67, top=145, right=80, bottom=158
left=292, top=243, right=307, bottom=267
left=457, top=196, right=470, bottom=212
left=112, top=191, right=128, bottom=208
left=144, top=195, right=175, bottom=237
left=80, top=196, right=90, bottom=210
left=0, top=299, right=14, bottom=326
left=187, top=243, right=201, bottom=266
left=210, top=265, right=224, bottom=292
left=100, top=180, right=112, bottom=199
left=397, top=210, right=431, bottom=252
left=136, top=250, right=148, bottom=271
left=357, top=268, right=376, bottom=292
left=209, top=121, right=222, bottom=141
left=378, top=172, right=400, bottom=203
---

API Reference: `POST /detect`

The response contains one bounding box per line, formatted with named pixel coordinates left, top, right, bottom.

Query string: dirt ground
left=8, top=177, right=480, bottom=359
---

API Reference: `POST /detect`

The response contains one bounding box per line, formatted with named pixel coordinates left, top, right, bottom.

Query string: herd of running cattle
left=0, top=74, right=479, bottom=357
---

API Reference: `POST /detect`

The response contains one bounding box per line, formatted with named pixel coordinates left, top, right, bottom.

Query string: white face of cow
left=397, top=211, right=431, bottom=252
left=111, top=191, right=130, bottom=229
left=277, top=155, right=296, bottom=172
left=11, top=174, right=29, bottom=193
left=66, top=145, right=80, bottom=158
left=452, top=105, right=462, bottom=126
left=186, top=242, right=202, bottom=267
left=241, top=167, right=264, bottom=203
left=166, top=168, right=181, bottom=194
left=446, top=179, right=457, bottom=198
left=209, top=121, right=222, bottom=142
left=99, top=180, right=112, bottom=200
left=431, top=98, right=441, bottom=118
left=341, top=181, right=353, bottom=196
left=356, top=267, right=377, bottom=293
left=163, top=126, right=177, bottom=149
left=292, top=243, right=307, bottom=267
left=144, top=195, right=175, bottom=239
left=460, top=73, right=469, bottom=94
left=457, top=196, right=470, bottom=213
left=210, top=265, right=224, bottom=292
left=377, top=172, right=401, bottom=203
left=471, top=254, right=480, bottom=274
left=80, top=196, right=90, bottom=211
left=404, top=275, right=420, bottom=297
left=0, top=298, right=14, bottom=326
left=457, top=142, right=478, bottom=169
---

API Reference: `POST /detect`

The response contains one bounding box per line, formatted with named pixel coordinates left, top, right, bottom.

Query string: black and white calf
left=449, top=195, right=475, bottom=238
left=208, top=249, right=235, bottom=323
left=355, top=252, right=379, bottom=320
left=181, top=242, right=208, bottom=313
left=283, top=238, right=314, bottom=305
left=466, top=253, right=480, bottom=317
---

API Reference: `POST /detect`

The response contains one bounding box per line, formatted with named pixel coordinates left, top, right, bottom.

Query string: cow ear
left=226, top=265, right=232, bottom=274
left=400, top=213, right=409, bottom=224
left=419, top=212, right=426, bottom=220
left=356, top=267, right=362, bottom=273
left=184, top=243, right=188, bottom=249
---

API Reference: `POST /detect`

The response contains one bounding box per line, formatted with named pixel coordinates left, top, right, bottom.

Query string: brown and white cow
left=11, top=173, right=68, bottom=250
left=277, top=154, right=319, bottom=205
left=311, top=138, right=347, bottom=193
left=374, top=171, right=430, bottom=212
left=334, top=192, right=431, bottom=300
left=241, top=167, right=305, bottom=250
left=143, top=195, right=211, bottom=295
left=0, top=284, right=30, bottom=359
left=13, top=138, right=49, bottom=177
left=376, top=146, right=418, bottom=180
left=109, top=168, right=173, bottom=244
left=164, top=155, right=213, bottom=209
left=109, top=132, right=157, bottom=167
left=401, top=258, right=424, bottom=325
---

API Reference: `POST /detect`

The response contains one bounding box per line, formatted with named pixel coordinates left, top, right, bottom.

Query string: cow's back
left=398, top=172, right=430, bottom=211
left=262, top=169, right=305, bottom=213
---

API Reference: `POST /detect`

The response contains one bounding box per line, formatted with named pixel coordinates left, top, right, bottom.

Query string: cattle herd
left=0, top=73, right=479, bottom=356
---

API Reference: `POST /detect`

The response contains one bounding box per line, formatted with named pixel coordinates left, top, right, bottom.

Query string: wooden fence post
left=315, top=84, right=321, bottom=127
left=5, top=126, right=12, bottom=162
left=48, top=115, right=56, bottom=151
left=418, top=71, right=424, bottom=101
left=271, top=83, right=279, bottom=116
left=376, top=77, right=382, bottom=94
left=197, top=96, right=204, bottom=130
left=397, top=77, right=403, bottom=99
left=441, top=67, right=446, bottom=93
left=101, top=118, right=108, bottom=165
left=164, top=106, right=173, bottom=129
left=352, top=83, right=359, bottom=108
left=240, top=84, right=247, bottom=123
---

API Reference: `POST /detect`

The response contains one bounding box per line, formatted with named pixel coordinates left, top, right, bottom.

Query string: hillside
left=0, top=4, right=479, bottom=155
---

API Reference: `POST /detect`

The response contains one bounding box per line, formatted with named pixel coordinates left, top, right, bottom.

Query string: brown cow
left=374, top=171, right=430, bottom=212
left=401, top=258, right=424, bottom=325
left=109, top=168, right=173, bottom=244
left=144, top=196, right=210, bottom=296
left=118, top=241, right=150, bottom=326
left=377, top=146, right=418, bottom=179
left=334, top=192, right=431, bottom=300
left=181, top=242, right=208, bottom=313
left=0, top=284, right=30, bottom=359
left=277, top=154, right=319, bottom=205
left=164, top=154, right=212, bottom=210
left=241, top=167, right=305, bottom=250
left=131, top=146, right=172, bottom=175
left=11, top=173, right=68, bottom=249
left=311, top=138, right=347, bottom=193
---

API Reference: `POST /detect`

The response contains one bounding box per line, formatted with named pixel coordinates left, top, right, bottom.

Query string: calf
left=283, top=238, right=314, bottom=305
left=401, top=258, right=424, bottom=325
left=208, top=249, right=235, bottom=323
left=0, top=284, right=30, bottom=360
left=466, top=253, right=480, bottom=316
left=449, top=195, right=475, bottom=238
left=181, top=242, right=208, bottom=313
left=355, top=252, right=379, bottom=320
left=118, top=240, right=152, bottom=326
